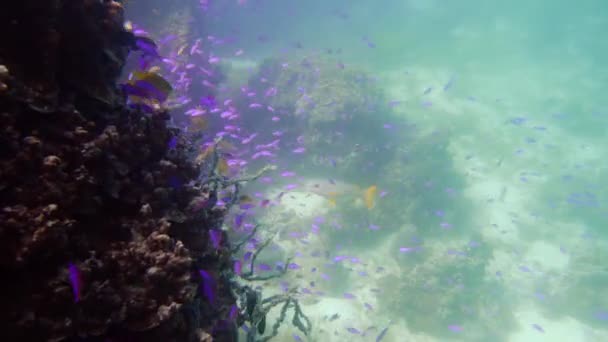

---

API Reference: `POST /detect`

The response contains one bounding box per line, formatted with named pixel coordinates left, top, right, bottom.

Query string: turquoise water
left=163, top=1, right=608, bottom=340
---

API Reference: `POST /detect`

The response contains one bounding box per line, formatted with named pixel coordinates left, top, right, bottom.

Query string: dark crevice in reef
left=0, top=1, right=236, bottom=341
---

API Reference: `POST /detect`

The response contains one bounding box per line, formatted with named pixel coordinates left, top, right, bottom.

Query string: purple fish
left=448, top=325, right=463, bottom=332
left=594, top=310, right=608, bottom=321
left=68, top=262, right=81, bottom=303
left=258, top=263, right=272, bottom=271
left=510, top=117, right=526, bottom=126
left=209, top=229, right=222, bottom=250
left=199, top=269, right=216, bottom=305
left=134, top=36, right=160, bottom=59
left=234, top=214, right=244, bottom=228
left=201, top=95, right=216, bottom=108
left=376, top=321, right=392, bottom=342
left=229, top=304, right=239, bottom=321
left=443, top=79, right=454, bottom=91
left=234, top=260, right=243, bottom=275
left=167, top=136, right=178, bottom=149
left=343, top=292, right=356, bottom=299
left=532, top=324, right=544, bottom=333
left=519, top=265, right=532, bottom=273
left=346, top=327, right=361, bottom=334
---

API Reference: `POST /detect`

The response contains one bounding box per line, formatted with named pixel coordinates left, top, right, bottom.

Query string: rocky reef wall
left=0, top=1, right=235, bottom=341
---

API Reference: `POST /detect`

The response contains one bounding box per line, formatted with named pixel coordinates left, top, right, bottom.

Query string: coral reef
left=0, top=0, right=236, bottom=341
left=378, top=232, right=515, bottom=341
left=235, top=56, right=399, bottom=180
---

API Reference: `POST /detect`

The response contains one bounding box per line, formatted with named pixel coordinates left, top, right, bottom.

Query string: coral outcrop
left=234, top=56, right=399, bottom=181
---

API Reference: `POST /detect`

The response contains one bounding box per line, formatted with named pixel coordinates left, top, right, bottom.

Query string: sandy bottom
left=235, top=64, right=608, bottom=341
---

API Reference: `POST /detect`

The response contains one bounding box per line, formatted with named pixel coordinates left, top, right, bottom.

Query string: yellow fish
left=128, top=70, right=172, bottom=102
left=239, top=195, right=254, bottom=204
left=195, top=145, right=215, bottom=165
left=302, top=179, right=377, bottom=210
left=190, top=115, right=208, bottom=132
left=363, top=185, right=377, bottom=210
left=148, top=66, right=161, bottom=74
left=124, top=21, right=133, bottom=32
left=177, top=44, right=188, bottom=56
left=217, top=157, right=229, bottom=176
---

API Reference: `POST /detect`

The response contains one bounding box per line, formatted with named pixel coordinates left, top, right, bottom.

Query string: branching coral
left=226, top=226, right=312, bottom=342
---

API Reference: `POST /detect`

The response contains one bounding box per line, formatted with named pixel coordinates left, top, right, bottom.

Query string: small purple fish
left=343, top=292, right=356, bottom=299
left=167, top=136, right=178, bottom=149
left=375, top=320, right=393, bottom=342
left=234, top=260, right=243, bottom=275
left=510, top=117, right=527, bottom=126
left=243, top=251, right=253, bottom=261
left=440, top=222, right=452, bottom=229
left=284, top=184, right=298, bottom=190
left=288, top=263, right=301, bottom=270
left=448, top=325, right=463, bottom=333
left=234, top=214, right=244, bottom=228
left=594, top=310, right=608, bottom=321
left=532, top=324, right=544, bottom=333
left=346, top=327, right=361, bottom=334
left=443, top=77, right=455, bottom=91
left=229, top=304, right=239, bottom=321
left=258, top=263, right=272, bottom=271
left=209, top=229, right=222, bottom=250
left=519, top=265, right=532, bottom=273
left=199, top=269, right=216, bottom=305
left=68, top=262, right=81, bottom=303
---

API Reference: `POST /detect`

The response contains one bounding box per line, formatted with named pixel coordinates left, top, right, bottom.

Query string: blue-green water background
left=200, top=1, right=608, bottom=341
